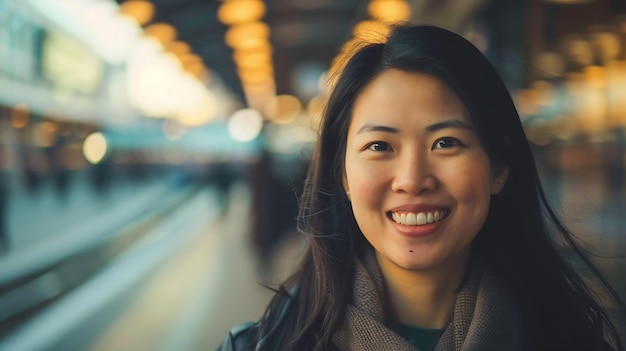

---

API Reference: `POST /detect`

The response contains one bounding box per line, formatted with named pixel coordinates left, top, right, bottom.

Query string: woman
left=217, top=24, right=624, bottom=351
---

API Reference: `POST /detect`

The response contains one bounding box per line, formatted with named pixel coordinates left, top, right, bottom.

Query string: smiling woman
left=216, top=24, right=626, bottom=351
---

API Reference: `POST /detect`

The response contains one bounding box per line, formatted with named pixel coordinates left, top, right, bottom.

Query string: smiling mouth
left=388, top=209, right=450, bottom=226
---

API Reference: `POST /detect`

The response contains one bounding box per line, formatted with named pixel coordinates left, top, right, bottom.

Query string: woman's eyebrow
left=425, top=119, right=474, bottom=132
left=356, top=124, right=399, bottom=134
left=356, top=120, right=473, bottom=134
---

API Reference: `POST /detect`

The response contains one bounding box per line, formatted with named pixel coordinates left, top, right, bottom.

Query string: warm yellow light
left=531, top=80, right=555, bottom=107
left=83, top=132, right=108, bottom=164
left=367, top=0, right=411, bottom=24
left=35, top=121, right=58, bottom=147
left=564, top=37, right=593, bottom=66
left=234, top=41, right=272, bottom=55
left=119, top=0, right=155, bottom=26
left=144, top=23, right=177, bottom=47
left=513, top=89, right=538, bottom=117
left=228, top=108, right=264, bottom=142
left=584, top=65, right=606, bottom=90
left=307, top=95, right=326, bottom=120
left=233, top=51, right=272, bottom=69
left=11, top=103, right=29, bottom=129
left=168, top=41, right=191, bottom=58
left=178, top=53, right=203, bottom=68
left=592, top=32, right=620, bottom=63
left=264, top=94, right=302, bottom=124
left=225, top=22, right=270, bottom=49
left=243, top=81, right=276, bottom=96
left=185, top=62, right=207, bottom=78
left=238, top=66, right=274, bottom=83
left=218, top=0, right=266, bottom=26
left=607, top=60, right=626, bottom=127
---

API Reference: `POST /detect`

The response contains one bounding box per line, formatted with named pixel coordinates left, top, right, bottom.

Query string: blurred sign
left=42, top=30, right=104, bottom=95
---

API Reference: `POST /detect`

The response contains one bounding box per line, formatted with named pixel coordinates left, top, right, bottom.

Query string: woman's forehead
left=349, top=70, right=470, bottom=128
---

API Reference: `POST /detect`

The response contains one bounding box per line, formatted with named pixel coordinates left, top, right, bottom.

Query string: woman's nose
left=390, top=153, right=437, bottom=195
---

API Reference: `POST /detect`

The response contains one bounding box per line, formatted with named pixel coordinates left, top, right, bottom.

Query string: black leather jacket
left=215, top=287, right=296, bottom=351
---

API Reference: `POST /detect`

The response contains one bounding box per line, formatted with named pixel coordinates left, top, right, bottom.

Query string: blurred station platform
left=0, top=179, right=304, bottom=351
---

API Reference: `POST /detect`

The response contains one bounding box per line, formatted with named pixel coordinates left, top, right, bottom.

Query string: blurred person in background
left=0, top=141, right=8, bottom=252
left=216, top=24, right=625, bottom=351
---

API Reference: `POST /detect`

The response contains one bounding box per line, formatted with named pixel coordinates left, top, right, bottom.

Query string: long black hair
left=257, top=24, right=625, bottom=351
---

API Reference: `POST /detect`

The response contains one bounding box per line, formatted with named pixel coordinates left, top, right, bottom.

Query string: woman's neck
left=377, top=252, right=469, bottom=329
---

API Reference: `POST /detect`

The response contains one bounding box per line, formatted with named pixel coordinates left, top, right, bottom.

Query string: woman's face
left=343, top=69, right=507, bottom=273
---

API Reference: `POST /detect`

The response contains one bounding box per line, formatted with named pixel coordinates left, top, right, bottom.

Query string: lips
left=389, top=209, right=450, bottom=226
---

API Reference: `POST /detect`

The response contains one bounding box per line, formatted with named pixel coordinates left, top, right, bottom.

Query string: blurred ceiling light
left=179, top=53, right=203, bottom=68
left=168, top=41, right=192, bottom=57
left=233, top=51, right=273, bottom=69
left=119, top=0, right=155, bottom=26
left=35, top=121, right=58, bottom=148
left=234, top=41, right=273, bottom=55
left=225, top=22, right=270, bottom=49
left=564, top=37, right=594, bottom=66
left=264, top=94, right=302, bottom=124
left=607, top=60, right=626, bottom=127
left=232, top=39, right=273, bottom=53
left=185, top=62, right=208, bottom=78
left=177, top=87, right=218, bottom=127
left=233, top=45, right=272, bottom=60
left=145, top=23, right=178, bottom=47
left=11, top=103, right=30, bottom=129
left=83, top=132, right=108, bottom=164
left=127, top=39, right=189, bottom=117
left=238, top=67, right=275, bottom=83
left=243, top=81, right=276, bottom=95
left=228, top=108, right=264, bottom=142
left=367, top=0, right=411, bottom=23
left=584, top=65, right=606, bottom=89
left=592, top=32, right=620, bottom=63
left=218, top=0, right=267, bottom=25
left=30, top=0, right=142, bottom=64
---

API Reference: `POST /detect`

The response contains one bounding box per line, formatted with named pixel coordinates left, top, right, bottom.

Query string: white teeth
left=406, top=213, right=416, bottom=225
left=416, top=213, right=427, bottom=225
left=392, top=210, right=446, bottom=226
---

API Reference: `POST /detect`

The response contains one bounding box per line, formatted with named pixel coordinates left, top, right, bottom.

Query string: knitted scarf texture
left=332, top=249, right=525, bottom=351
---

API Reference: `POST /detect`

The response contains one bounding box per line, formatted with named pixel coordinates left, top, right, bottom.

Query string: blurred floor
left=84, top=183, right=303, bottom=351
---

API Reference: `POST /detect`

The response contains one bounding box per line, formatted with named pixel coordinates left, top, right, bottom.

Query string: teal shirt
left=396, top=324, right=444, bottom=351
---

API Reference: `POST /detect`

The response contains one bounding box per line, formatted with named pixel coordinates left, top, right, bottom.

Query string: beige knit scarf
left=332, top=249, right=526, bottom=351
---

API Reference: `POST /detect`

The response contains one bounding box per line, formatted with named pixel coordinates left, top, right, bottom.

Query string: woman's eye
left=366, top=142, right=391, bottom=152
left=433, top=137, right=461, bottom=149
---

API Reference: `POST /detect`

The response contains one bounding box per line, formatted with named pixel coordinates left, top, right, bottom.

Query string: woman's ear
left=490, top=164, right=509, bottom=194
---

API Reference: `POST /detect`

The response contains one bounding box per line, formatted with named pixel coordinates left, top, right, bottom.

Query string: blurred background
left=0, top=0, right=624, bottom=349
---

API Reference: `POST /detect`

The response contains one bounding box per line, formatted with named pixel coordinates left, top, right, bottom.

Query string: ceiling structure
left=116, top=0, right=489, bottom=109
